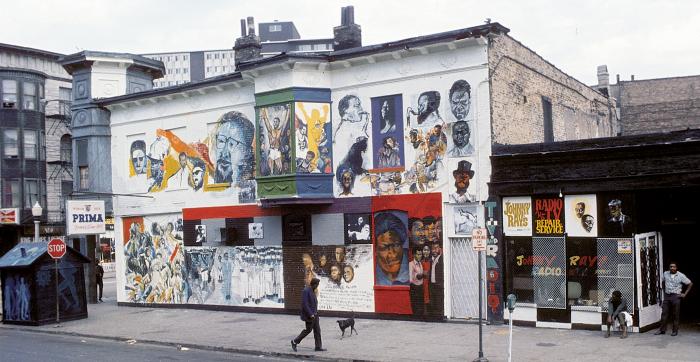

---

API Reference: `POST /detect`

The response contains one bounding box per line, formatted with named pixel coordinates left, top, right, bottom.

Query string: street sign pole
left=472, top=228, right=488, bottom=362
left=55, top=258, right=60, bottom=325
left=47, top=238, right=66, bottom=327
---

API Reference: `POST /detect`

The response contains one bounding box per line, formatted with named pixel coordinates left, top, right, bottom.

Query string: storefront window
left=507, top=237, right=534, bottom=303
left=566, top=238, right=599, bottom=306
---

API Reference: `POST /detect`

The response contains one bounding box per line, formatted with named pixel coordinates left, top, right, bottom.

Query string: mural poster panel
left=122, top=214, right=186, bottom=304
left=564, top=195, right=598, bottom=237
left=373, top=193, right=444, bottom=318
left=344, top=213, right=372, bottom=244
left=446, top=79, right=475, bottom=157
left=597, top=193, right=636, bottom=237
left=502, top=196, right=532, bottom=236
left=371, top=95, right=404, bottom=170
left=258, top=104, right=292, bottom=176
left=184, top=246, right=284, bottom=307
left=446, top=203, right=481, bottom=238
left=447, top=158, right=477, bottom=203
left=533, top=196, right=565, bottom=236
left=334, top=94, right=371, bottom=197
left=294, top=102, right=332, bottom=174
left=127, top=111, right=256, bottom=202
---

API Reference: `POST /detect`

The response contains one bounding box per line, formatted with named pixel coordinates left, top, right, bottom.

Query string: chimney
left=234, top=16, right=262, bottom=67
left=596, top=65, right=609, bottom=86
left=333, top=6, right=362, bottom=51
left=616, top=74, right=620, bottom=83
left=631, top=74, right=635, bottom=81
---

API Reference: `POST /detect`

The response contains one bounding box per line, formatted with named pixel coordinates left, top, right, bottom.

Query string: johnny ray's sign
left=66, top=200, right=106, bottom=235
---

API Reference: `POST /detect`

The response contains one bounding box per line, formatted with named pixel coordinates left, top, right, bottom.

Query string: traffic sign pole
left=55, top=258, right=60, bottom=325
left=47, top=238, right=66, bottom=326
left=471, top=228, right=488, bottom=362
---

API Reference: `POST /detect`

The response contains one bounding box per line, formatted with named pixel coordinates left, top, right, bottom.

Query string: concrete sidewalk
left=2, top=298, right=699, bottom=362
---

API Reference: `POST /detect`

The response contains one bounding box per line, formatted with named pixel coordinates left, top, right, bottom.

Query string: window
left=183, top=55, right=188, bottom=61
left=175, top=68, right=180, bottom=74
left=24, top=130, right=37, bottom=159
left=206, top=66, right=211, bottom=72
left=222, top=53, right=226, bottom=59
left=542, top=97, right=553, bottom=142
left=2, top=180, right=20, bottom=208
left=507, top=237, right=535, bottom=303
left=298, top=44, right=312, bottom=51
left=214, top=53, right=219, bottom=59
left=79, top=166, right=89, bottom=190
left=167, top=69, right=172, bottom=75
left=269, top=24, right=282, bottom=32
left=23, top=82, right=36, bottom=110
left=3, top=130, right=18, bottom=157
left=206, top=54, right=211, bottom=60
left=166, top=56, right=171, bottom=62
left=175, top=55, right=179, bottom=61
left=2, top=79, right=18, bottom=108
left=183, top=68, right=188, bottom=74
left=24, top=179, right=40, bottom=208
left=566, top=238, right=598, bottom=307
left=60, top=134, right=72, bottom=163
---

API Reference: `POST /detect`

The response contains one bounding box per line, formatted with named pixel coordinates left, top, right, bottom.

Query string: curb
left=1, top=325, right=376, bottom=362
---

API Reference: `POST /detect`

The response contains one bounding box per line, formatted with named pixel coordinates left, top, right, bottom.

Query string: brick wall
left=618, top=76, right=700, bottom=135
left=489, top=35, right=615, bottom=145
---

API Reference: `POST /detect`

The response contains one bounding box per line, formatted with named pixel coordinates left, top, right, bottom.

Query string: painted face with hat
left=453, top=160, right=475, bottom=194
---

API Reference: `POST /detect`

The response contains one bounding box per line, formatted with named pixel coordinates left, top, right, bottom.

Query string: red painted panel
left=374, top=286, right=412, bottom=314
left=121, top=216, right=144, bottom=245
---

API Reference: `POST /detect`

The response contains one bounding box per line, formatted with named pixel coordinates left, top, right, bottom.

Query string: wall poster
left=502, top=196, right=532, bottom=236
left=564, top=194, right=598, bottom=237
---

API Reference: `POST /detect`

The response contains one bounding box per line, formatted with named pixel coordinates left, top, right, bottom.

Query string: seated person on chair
left=606, top=290, right=628, bottom=338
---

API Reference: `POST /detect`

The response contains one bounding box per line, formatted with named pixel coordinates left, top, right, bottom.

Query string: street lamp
left=32, top=201, right=43, bottom=243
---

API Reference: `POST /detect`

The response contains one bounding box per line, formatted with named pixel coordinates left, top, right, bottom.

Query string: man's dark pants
left=294, top=316, right=322, bottom=349
left=659, top=293, right=681, bottom=333
left=97, top=277, right=103, bottom=301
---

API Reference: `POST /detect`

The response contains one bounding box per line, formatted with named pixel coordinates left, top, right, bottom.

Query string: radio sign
left=66, top=200, right=106, bottom=235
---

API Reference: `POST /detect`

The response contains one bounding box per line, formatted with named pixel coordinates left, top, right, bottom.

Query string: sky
left=3, top=0, right=700, bottom=85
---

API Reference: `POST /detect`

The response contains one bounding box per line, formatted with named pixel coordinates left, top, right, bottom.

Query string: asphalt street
left=0, top=329, right=294, bottom=362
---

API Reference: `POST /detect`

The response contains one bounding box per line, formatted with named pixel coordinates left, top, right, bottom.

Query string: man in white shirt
left=655, top=262, right=693, bottom=336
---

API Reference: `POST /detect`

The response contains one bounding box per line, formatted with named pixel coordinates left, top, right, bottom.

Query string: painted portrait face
left=273, top=117, right=280, bottom=129
left=454, top=171, right=471, bottom=191
left=583, top=215, right=595, bottom=232
left=335, top=247, right=345, bottom=263
left=357, top=216, right=364, bottom=225
left=609, top=202, right=621, bottom=217
left=414, top=249, right=423, bottom=261
left=343, top=265, right=354, bottom=283
left=178, top=152, right=187, bottom=169
left=192, top=166, right=204, bottom=189
left=377, top=231, right=404, bottom=275
left=343, top=96, right=363, bottom=122
left=452, top=121, right=470, bottom=148
left=330, top=265, right=342, bottom=282
left=431, top=243, right=442, bottom=258
left=575, top=202, right=585, bottom=219
left=215, top=121, right=249, bottom=183
left=422, top=245, right=431, bottom=259
left=302, top=253, right=313, bottom=270
left=381, top=100, right=390, bottom=120
left=418, top=95, right=429, bottom=116
left=132, top=149, right=146, bottom=174
left=319, top=254, right=327, bottom=267
left=450, top=89, right=470, bottom=121
left=411, top=220, right=426, bottom=245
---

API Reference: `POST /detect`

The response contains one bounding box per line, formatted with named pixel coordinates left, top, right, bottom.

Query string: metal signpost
left=472, top=228, right=488, bottom=362
left=47, top=238, right=67, bottom=325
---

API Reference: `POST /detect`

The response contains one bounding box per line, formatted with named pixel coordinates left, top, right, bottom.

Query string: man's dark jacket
left=300, top=286, right=318, bottom=321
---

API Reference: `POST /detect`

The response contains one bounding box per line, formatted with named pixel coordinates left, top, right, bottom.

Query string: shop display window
left=506, top=237, right=534, bottom=303
left=566, top=238, right=599, bottom=306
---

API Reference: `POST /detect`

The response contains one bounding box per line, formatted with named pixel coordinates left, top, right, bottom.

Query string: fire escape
left=46, top=99, right=73, bottom=225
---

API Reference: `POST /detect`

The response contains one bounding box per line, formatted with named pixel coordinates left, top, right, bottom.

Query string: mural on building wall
left=502, top=196, right=532, bottom=236
left=2, top=274, right=31, bottom=321
left=403, top=91, right=447, bottom=194
left=446, top=80, right=475, bottom=157
left=564, top=195, right=598, bottom=237
left=371, top=95, right=404, bottom=170
left=448, top=159, right=476, bottom=203
left=334, top=94, right=370, bottom=196
left=598, top=193, right=636, bottom=237
left=294, top=245, right=375, bottom=312
left=123, top=214, right=187, bottom=304
left=294, top=102, right=332, bottom=174
left=446, top=203, right=479, bottom=237
left=258, top=104, right=292, bottom=176
left=126, top=111, right=256, bottom=203
left=533, top=197, right=565, bottom=236
left=344, top=213, right=372, bottom=244
left=374, top=210, right=410, bottom=286
left=185, top=246, right=285, bottom=307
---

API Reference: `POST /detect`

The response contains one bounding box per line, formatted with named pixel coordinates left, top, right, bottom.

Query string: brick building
left=59, top=7, right=612, bottom=322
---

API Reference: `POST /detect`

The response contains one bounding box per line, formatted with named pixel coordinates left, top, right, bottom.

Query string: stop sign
left=47, top=238, right=67, bottom=259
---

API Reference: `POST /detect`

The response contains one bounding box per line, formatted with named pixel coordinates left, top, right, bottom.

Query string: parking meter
left=507, top=294, right=517, bottom=312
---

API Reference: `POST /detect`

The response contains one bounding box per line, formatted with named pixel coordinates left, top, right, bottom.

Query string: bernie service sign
left=66, top=200, right=106, bottom=235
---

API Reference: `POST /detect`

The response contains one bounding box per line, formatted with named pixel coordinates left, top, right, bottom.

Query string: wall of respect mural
left=126, top=110, right=256, bottom=203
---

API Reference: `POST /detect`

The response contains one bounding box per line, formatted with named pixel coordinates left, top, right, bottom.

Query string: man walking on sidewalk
left=655, top=262, right=693, bottom=336
left=291, top=278, right=325, bottom=352
left=96, top=260, right=104, bottom=302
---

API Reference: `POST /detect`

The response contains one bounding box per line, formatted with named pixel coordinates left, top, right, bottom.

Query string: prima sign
left=66, top=200, right=106, bottom=235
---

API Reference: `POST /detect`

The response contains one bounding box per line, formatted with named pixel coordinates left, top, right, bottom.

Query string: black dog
left=336, top=317, right=358, bottom=339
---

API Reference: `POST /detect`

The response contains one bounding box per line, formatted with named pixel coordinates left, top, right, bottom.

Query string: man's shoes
left=654, top=330, right=665, bottom=335
left=290, top=340, right=297, bottom=352
left=671, top=331, right=678, bottom=336
left=314, top=348, right=327, bottom=352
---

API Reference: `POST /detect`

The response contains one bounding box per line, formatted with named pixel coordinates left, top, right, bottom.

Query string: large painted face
left=454, top=171, right=471, bottom=191
left=418, top=95, right=429, bottom=116
left=132, top=149, right=146, bottom=174
left=452, top=121, right=470, bottom=148
left=381, top=100, right=390, bottom=120
left=411, top=221, right=425, bottom=245
left=377, top=231, right=404, bottom=276
left=192, top=166, right=204, bottom=189
left=450, top=89, right=470, bottom=120
left=343, top=97, right=363, bottom=122
left=575, top=203, right=585, bottom=219
left=215, top=121, right=248, bottom=183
